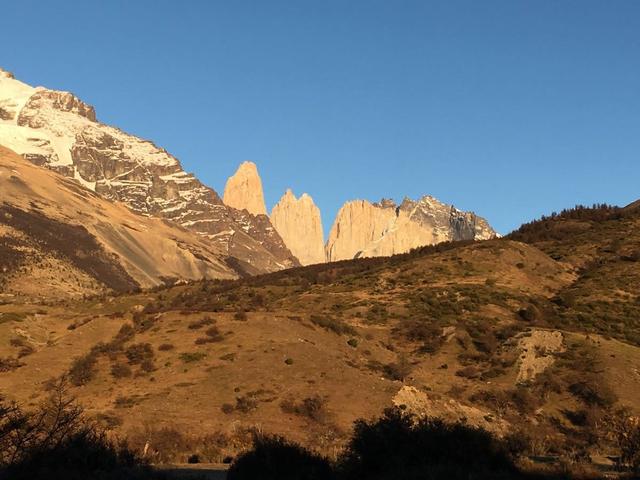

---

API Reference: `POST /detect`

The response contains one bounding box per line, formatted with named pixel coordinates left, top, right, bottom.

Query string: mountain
left=0, top=145, right=237, bottom=300
left=270, top=189, right=325, bottom=265
left=0, top=68, right=297, bottom=276
left=1, top=203, right=638, bottom=470
left=326, top=195, right=496, bottom=261
left=218, top=158, right=497, bottom=264
left=223, top=161, right=268, bottom=216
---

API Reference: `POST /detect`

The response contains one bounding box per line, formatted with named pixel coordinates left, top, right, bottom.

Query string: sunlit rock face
left=223, top=161, right=267, bottom=216
left=325, top=195, right=496, bottom=262
left=270, top=189, right=325, bottom=266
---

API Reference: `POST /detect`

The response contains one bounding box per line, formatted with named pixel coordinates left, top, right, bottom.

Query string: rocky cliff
left=223, top=161, right=268, bottom=216
left=326, top=195, right=496, bottom=261
left=0, top=68, right=298, bottom=275
left=270, top=189, right=325, bottom=265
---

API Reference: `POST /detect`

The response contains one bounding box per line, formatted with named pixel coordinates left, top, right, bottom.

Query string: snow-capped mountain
left=0, top=68, right=298, bottom=275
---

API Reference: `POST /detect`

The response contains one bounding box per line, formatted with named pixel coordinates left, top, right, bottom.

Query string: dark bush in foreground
left=227, top=435, right=335, bottom=480
left=0, top=381, right=160, bottom=480
left=338, top=409, right=522, bottom=480
left=228, top=409, right=543, bottom=480
left=3, top=432, right=158, bottom=480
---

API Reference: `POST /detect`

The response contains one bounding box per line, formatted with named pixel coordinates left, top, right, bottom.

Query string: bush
left=158, top=343, right=174, bottom=351
left=383, top=354, right=412, bottom=381
left=195, top=326, right=224, bottom=345
left=227, top=435, right=334, bottom=480
left=188, top=317, right=215, bottom=330
left=518, top=304, right=541, bottom=322
left=0, top=382, right=160, bottom=479
left=0, top=356, right=23, bottom=373
left=309, top=315, right=357, bottom=336
left=234, top=311, right=248, bottom=321
left=338, top=409, right=521, bottom=480
left=110, top=362, right=132, bottom=379
left=280, top=395, right=328, bottom=423
left=609, top=410, right=640, bottom=474
left=68, top=353, right=98, bottom=386
left=125, top=343, right=154, bottom=365
left=235, top=395, right=258, bottom=414
left=180, top=352, right=206, bottom=363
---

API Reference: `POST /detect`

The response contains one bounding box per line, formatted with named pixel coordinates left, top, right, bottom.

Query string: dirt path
left=155, top=464, right=228, bottom=479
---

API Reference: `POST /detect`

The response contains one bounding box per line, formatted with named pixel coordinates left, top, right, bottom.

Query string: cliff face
left=223, top=161, right=268, bottom=216
left=0, top=68, right=297, bottom=275
left=325, top=196, right=497, bottom=261
left=270, top=189, right=325, bottom=265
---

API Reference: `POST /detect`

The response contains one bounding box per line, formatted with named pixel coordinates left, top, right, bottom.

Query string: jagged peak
left=223, top=160, right=267, bottom=216
left=274, top=189, right=317, bottom=210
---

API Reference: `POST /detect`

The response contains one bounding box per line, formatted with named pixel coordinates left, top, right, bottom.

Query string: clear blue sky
left=3, top=1, right=639, bottom=235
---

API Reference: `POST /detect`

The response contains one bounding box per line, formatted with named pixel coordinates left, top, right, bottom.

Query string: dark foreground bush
left=338, top=409, right=522, bottom=480
left=228, top=409, right=548, bottom=480
left=227, top=435, right=335, bottom=480
left=3, top=431, right=159, bottom=480
left=0, top=380, right=161, bottom=480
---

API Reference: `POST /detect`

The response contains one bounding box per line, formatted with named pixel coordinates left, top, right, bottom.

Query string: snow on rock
left=0, top=67, right=298, bottom=275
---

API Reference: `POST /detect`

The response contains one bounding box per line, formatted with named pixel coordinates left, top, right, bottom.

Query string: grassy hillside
left=0, top=203, right=639, bottom=476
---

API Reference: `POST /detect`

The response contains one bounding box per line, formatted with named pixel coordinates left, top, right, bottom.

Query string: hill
left=1, top=204, right=639, bottom=474
left=0, top=145, right=237, bottom=300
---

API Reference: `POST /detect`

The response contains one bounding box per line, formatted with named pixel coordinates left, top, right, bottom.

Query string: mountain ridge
left=0, top=68, right=298, bottom=276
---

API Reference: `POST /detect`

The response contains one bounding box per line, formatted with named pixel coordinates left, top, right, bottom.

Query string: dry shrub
left=280, top=395, right=329, bottom=423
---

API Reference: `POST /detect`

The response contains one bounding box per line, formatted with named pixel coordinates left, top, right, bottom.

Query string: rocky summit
left=270, top=189, right=325, bottom=265
left=0, top=68, right=297, bottom=276
left=223, top=161, right=268, bottom=216
left=326, top=195, right=496, bottom=261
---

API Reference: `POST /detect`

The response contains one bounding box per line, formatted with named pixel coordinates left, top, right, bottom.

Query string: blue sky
left=3, top=1, right=639, bottom=235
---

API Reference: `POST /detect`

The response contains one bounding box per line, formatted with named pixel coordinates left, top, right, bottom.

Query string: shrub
left=568, top=376, right=617, bottom=408
left=69, top=353, right=98, bottom=386
left=132, top=312, right=157, bottom=333
left=125, top=343, right=154, bottom=365
left=0, top=356, right=23, bottom=373
left=235, top=395, right=258, bottom=414
left=234, top=311, right=248, bottom=321
left=188, top=317, right=215, bottom=330
left=518, top=304, right=540, bottom=322
left=0, top=382, right=159, bottom=479
left=180, top=352, right=206, bottom=363
left=280, top=395, right=328, bottom=423
left=309, top=315, right=357, bottom=336
left=140, top=359, right=155, bottom=373
left=195, top=326, right=224, bottom=345
left=227, top=435, right=334, bottom=480
left=383, top=354, right=412, bottom=381
left=609, top=409, right=640, bottom=474
left=110, top=362, right=132, bottom=379
left=399, top=320, right=444, bottom=354
left=158, top=343, right=174, bottom=351
left=339, top=409, right=520, bottom=480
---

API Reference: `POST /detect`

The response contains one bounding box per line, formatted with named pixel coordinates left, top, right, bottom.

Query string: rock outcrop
left=326, top=195, right=496, bottom=261
left=270, top=189, right=325, bottom=265
left=223, top=161, right=267, bottom=216
left=0, top=68, right=298, bottom=275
